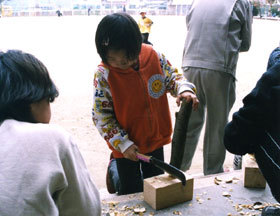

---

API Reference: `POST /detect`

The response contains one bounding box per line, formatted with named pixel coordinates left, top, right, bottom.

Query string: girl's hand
left=123, top=144, right=139, bottom=161
left=176, top=91, right=199, bottom=111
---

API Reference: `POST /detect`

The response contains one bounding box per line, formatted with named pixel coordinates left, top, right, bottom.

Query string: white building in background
left=1, top=0, right=279, bottom=16
left=1, top=0, right=194, bottom=15
left=169, top=0, right=192, bottom=15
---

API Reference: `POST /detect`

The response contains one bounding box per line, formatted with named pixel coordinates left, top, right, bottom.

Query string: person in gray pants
left=181, top=0, right=252, bottom=175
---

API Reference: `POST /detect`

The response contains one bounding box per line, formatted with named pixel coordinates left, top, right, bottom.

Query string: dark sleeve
left=224, top=64, right=280, bottom=155
left=266, top=47, right=280, bottom=70
left=224, top=97, right=266, bottom=155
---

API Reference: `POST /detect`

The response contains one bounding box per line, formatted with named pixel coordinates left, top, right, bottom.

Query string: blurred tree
left=267, top=0, right=276, bottom=4
left=0, top=0, right=3, bottom=17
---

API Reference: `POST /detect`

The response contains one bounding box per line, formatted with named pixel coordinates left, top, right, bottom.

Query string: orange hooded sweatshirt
left=106, top=45, right=172, bottom=158
left=93, top=44, right=196, bottom=158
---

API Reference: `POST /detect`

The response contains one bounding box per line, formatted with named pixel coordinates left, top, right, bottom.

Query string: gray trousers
left=182, top=67, right=236, bottom=175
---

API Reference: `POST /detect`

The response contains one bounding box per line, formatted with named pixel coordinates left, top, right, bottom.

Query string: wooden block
left=243, top=154, right=266, bottom=188
left=144, top=174, right=193, bottom=210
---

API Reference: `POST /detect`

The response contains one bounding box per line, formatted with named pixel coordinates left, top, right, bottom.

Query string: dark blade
left=150, top=156, right=186, bottom=186
left=170, top=100, right=193, bottom=169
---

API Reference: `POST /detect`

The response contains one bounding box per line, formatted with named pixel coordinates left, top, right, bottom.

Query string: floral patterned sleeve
left=92, top=66, right=133, bottom=153
left=158, top=52, right=196, bottom=96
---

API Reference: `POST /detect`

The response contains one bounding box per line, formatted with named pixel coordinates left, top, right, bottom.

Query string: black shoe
left=261, top=206, right=280, bottom=216
left=106, top=154, right=116, bottom=194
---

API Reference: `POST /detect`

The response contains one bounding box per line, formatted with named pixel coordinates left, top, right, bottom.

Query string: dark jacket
left=224, top=47, right=280, bottom=202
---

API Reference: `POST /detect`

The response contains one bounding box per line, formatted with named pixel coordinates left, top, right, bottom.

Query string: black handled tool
left=137, top=153, right=186, bottom=186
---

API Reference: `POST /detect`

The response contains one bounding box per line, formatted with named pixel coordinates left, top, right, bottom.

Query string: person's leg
left=116, top=158, right=143, bottom=195
left=202, top=70, right=236, bottom=175
left=142, top=33, right=149, bottom=44
left=145, top=33, right=153, bottom=45
left=181, top=67, right=206, bottom=171
left=141, top=147, right=164, bottom=179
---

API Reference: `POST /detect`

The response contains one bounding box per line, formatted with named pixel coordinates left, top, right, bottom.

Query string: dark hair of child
left=0, top=50, right=59, bottom=123
left=95, top=12, right=142, bottom=64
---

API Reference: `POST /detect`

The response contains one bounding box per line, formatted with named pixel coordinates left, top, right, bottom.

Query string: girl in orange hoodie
left=93, top=12, right=199, bottom=195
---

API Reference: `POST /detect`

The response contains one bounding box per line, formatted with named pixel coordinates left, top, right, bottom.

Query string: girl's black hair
left=95, top=12, right=142, bottom=64
left=0, top=50, right=59, bottom=123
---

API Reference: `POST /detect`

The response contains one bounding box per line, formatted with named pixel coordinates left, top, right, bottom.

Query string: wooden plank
left=144, top=174, right=193, bottom=210
left=243, top=154, right=266, bottom=189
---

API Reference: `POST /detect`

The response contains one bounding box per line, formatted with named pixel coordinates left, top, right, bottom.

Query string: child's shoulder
left=0, top=120, right=75, bottom=155
left=4, top=119, right=71, bottom=146
left=96, top=65, right=109, bottom=75
left=95, top=65, right=110, bottom=81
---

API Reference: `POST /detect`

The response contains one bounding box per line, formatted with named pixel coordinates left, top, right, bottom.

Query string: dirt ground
left=0, top=16, right=279, bottom=190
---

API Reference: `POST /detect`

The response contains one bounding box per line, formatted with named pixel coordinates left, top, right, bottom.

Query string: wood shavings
left=230, top=202, right=280, bottom=216
left=253, top=205, right=263, bottom=210
left=222, top=192, right=231, bottom=197
left=134, top=207, right=146, bottom=213
left=234, top=204, right=243, bottom=212
left=195, top=195, right=204, bottom=204
left=104, top=212, right=126, bottom=216
left=102, top=202, right=149, bottom=216
left=107, top=201, right=119, bottom=209
left=225, top=179, right=233, bottom=183
left=194, top=191, right=209, bottom=204
left=214, top=176, right=222, bottom=185
left=119, top=205, right=127, bottom=211
left=215, top=176, right=240, bottom=186
left=239, top=211, right=245, bottom=215
left=215, top=176, right=222, bottom=181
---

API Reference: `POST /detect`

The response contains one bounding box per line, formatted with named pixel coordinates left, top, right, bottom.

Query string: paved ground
left=0, top=15, right=279, bottom=190
left=101, top=171, right=278, bottom=216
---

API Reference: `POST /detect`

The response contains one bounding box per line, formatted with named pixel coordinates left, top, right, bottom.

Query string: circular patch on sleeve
left=148, top=74, right=165, bottom=99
